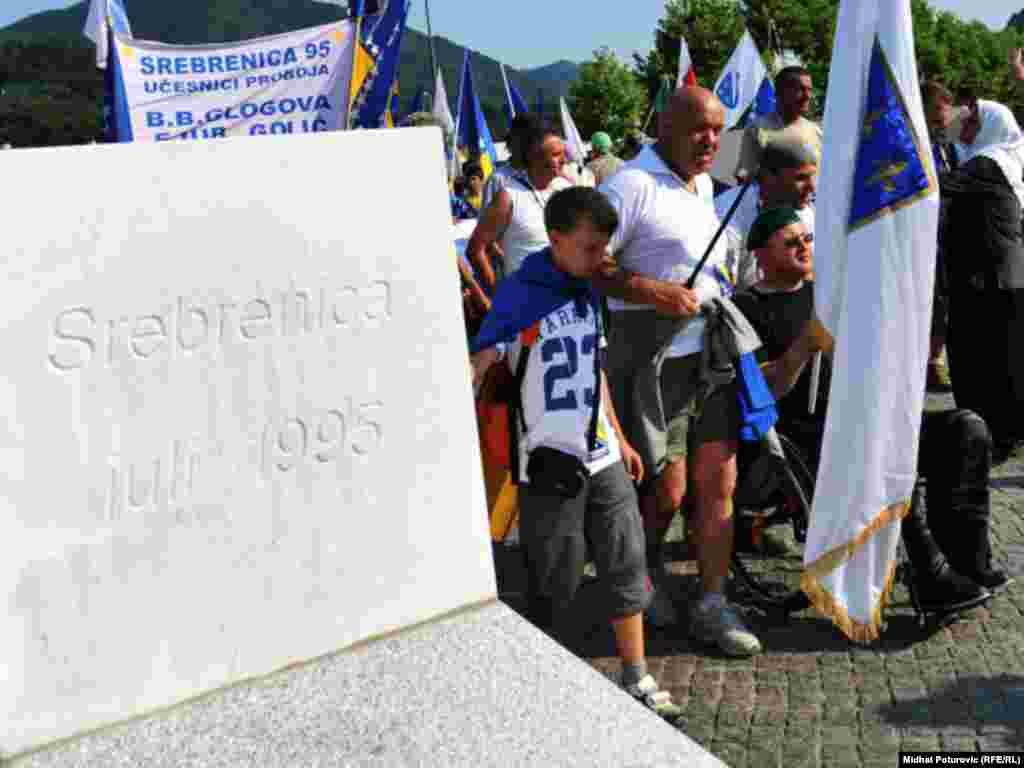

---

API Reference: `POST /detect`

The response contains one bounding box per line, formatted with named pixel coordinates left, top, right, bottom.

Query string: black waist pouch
left=526, top=446, right=589, bottom=498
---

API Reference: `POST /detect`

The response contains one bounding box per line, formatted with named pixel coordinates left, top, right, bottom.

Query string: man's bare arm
left=466, top=191, right=512, bottom=293
left=762, top=318, right=833, bottom=398
left=592, top=259, right=701, bottom=318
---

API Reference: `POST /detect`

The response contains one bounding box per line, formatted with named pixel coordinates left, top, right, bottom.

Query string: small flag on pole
left=350, top=0, right=411, bottom=130
left=83, top=0, right=132, bottom=69
left=559, top=97, right=587, bottom=166
left=456, top=51, right=498, bottom=179
left=433, top=68, right=455, bottom=134
left=678, top=35, right=698, bottom=87
left=801, top=0, right=939, bottom=643
left=713, top=29, right=770, bottom=129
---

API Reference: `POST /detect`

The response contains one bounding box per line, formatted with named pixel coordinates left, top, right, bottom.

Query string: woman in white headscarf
left=954, top=99, right=1024, bottom=164
left=943, top=104, right=1024, bottom=463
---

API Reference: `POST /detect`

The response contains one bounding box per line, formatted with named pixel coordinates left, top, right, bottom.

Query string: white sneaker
left=623, top=674, right=684, bottom=722
left=690, top=595, right=762, bottom=657
left=644, top=570, right=679, bottom=627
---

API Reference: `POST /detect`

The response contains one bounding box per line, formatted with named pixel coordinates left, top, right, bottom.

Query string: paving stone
left=577, top=415, right=1024, bottom=766
left=744, top=743, right=782, bottom=768
left=709, top=740, right=747, bottom=767
left=941, top=736, right=979, bottom=751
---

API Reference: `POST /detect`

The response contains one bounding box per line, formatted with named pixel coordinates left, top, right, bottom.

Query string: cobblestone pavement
left=494, top=394, right=1024, bottom=767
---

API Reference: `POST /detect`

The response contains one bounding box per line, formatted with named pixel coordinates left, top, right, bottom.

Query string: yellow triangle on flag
left=349, top=41, right=375, bottom=107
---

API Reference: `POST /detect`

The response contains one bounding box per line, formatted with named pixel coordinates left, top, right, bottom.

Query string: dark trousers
left=518, top=461, right=651, bottom=636
left=779, top=409, right=991, bottom=568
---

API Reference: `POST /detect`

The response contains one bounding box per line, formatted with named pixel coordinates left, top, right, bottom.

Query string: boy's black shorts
left=518, top=460, right=651, bottom=629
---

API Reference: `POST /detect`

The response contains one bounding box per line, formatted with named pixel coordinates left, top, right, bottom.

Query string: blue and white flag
left=109, top=21, right=356, bottom=142
left=83, top=0, right=132, bottom=69
left=713, top=30, right=769, bottom=129
left=801, top=0, right=938, bottom=643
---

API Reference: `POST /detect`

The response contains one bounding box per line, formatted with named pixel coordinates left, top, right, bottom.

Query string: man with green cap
left=587, top=131, right=624, bottom=186
left=715, top=138, right=818, bottom=291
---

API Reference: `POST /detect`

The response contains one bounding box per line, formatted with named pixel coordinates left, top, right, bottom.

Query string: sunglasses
left=783, top=233, right=815, bottom=249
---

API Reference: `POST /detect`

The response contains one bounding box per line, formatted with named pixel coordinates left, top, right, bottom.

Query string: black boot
left=902, top=488, right=991, bottom=615
left=928, top=411, right=1012, bottom=592
left=946, top=517, right=1012, bottom=592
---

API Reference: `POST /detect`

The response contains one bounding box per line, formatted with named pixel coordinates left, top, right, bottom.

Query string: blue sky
left=1, top=0, right=1020, bottom=69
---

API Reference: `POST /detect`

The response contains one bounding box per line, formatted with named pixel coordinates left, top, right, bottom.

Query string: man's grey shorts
left=606, top=310, right=740, bottom=476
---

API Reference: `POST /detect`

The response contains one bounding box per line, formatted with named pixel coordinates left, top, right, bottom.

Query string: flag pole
left=424, top=0, right=438, bottom=90
left=807, top=352, right=823, bottom=415
left=686, top=178, right=755, bottom=289
left=348, top=1, right=365, bottom=129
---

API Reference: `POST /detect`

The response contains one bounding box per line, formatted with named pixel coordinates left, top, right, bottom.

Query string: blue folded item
left=470, top=247, right=597, bottom=354
left=736, top=351, right=779, bottom=442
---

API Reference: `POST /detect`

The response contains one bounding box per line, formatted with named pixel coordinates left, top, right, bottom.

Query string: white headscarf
left=957, top=100, right=1024, bottom=165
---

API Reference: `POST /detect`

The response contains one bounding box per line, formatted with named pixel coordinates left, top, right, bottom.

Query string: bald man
left=596, top=87, right=761, bottom=657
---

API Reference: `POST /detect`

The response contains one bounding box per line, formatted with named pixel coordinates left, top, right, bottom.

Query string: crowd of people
left=439, top=56, right=1024, bottom=723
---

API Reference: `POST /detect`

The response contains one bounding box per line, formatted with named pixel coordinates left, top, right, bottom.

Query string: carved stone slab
left=0, top=130, right=494, bottom=758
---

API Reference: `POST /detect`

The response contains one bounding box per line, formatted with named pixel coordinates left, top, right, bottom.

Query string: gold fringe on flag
left=800, top=500, right=910, bottom=643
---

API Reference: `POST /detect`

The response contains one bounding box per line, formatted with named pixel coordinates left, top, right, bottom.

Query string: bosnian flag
left=677, top=35, right=697, bottom=88
left=801, top=0, right=939, bottom=642
left=713, top=29, right=769, bottom=129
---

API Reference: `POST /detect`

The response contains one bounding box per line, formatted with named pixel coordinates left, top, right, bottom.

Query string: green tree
left=640, top=0, right=1024, bottom=123
left=633, top=0, right=742, bottom=108
left=568, top=48, right=648, bottom=142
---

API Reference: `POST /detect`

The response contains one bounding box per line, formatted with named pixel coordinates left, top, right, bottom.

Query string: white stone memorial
left=1, top=129, right=495, bottom=758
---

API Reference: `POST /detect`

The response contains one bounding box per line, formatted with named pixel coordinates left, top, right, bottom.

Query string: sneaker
left=623, top=674, right=684, bottom=722
left=644, top=570, right=679, bottom=628
left=690, top=596, right=762, bottom=657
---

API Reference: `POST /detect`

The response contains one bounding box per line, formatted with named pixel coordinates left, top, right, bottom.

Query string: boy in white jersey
left=471, top=188, right=682, bottom=722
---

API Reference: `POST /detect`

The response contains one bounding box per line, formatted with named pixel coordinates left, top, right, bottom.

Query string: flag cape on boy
left=471, top=250, right=599, bottom=540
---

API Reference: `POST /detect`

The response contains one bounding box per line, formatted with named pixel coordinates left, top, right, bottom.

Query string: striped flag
left=678, top=35, right=697, bottom=87
left=801, top=0, right=939, bottom=642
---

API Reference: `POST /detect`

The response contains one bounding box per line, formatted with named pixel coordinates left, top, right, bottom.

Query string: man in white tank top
left=466, top=122, right=571, bottom=292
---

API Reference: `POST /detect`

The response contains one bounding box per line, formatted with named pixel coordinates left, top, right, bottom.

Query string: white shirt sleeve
left=600, top=171, right=645, bottom=261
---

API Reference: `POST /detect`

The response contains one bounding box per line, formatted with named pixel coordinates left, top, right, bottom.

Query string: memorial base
left=11, top=601, right=723, bottom=767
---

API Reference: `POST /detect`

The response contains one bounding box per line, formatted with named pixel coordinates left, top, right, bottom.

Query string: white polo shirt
left=600, top=145, right=731, bottom=358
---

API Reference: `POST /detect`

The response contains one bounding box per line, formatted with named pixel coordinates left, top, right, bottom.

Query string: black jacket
left=942, top=155, right=1024, bottom=290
